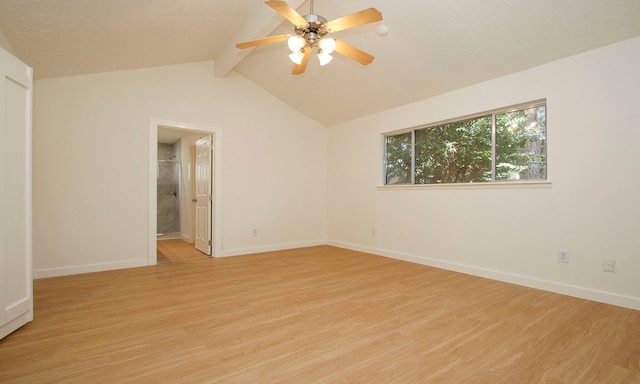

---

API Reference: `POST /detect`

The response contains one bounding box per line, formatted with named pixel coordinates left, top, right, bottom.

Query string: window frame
left=381, top=99, right=550, bottom=189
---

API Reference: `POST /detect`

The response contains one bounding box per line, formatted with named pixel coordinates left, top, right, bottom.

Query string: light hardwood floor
left=157, top=238, right=209, bottom=263
left=1, top=246, right=639, bottom=383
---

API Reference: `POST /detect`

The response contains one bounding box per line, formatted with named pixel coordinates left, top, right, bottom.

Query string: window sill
left=377, top=180, right=552, bottom=190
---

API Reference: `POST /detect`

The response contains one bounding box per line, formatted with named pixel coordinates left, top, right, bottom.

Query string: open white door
left=194, top=136, right=212, bottom=255
left=0, top=47, right=33, bottom=340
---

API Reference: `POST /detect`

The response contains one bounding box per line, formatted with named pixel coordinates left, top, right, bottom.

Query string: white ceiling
left=1, top=0, right=640, bottom=126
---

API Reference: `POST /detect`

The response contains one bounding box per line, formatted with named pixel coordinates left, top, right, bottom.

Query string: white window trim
left=377, top=180, right=551, bottom=190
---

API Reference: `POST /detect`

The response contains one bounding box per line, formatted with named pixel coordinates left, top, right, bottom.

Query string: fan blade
left=236, top=34, right=290, bottom=49
left=265, top=0, right=308, bottom=27
left=292, top=46, right=312, bottom=75
left=334, top=39, right=374, bottom=65
left=325, top=8, right=382, bottom=33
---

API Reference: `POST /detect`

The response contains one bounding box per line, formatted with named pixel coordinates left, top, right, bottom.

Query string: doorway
left=148, top=119, right=221, bottom=265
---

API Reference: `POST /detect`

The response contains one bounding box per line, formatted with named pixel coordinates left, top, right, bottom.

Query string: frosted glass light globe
left=318, top=38, right=336, bottom=54
left=287, top=36, right=305, bottom=52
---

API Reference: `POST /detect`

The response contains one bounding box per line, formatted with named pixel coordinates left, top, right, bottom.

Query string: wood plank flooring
left=1, top=246, right=639, bottom=383
left=157, top=238, right=209, bottom=263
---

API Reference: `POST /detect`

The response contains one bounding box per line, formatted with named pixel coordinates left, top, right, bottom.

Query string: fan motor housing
left=295, top=14, right=329, bottom=45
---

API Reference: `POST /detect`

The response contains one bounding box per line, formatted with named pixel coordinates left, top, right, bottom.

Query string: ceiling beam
left=213, top=0, right=306, bottom=77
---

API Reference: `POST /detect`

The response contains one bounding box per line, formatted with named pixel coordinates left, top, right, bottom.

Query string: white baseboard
left=33, top=240, right=327, bottom=278
left=34, top=259, right=149, bottom=279
left=33, top=240, right=640, bottom=311
left=328, top=240, right=640, bottom=311
left=220, top=240, right=326, bottom=258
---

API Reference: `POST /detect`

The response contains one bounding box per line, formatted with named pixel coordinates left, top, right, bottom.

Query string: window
left=384, top=132, right=412, bottom=185
left=384, top=101, right=546, bottom=185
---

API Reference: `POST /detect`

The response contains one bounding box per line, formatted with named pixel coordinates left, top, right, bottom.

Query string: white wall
left=327, top=37, right=640, bottom=310
left=33, top=61, right=327, bottom=276
left=31, top=38, right=640, bottom=309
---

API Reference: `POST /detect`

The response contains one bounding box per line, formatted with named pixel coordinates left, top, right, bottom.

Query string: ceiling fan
left=236, top=0, right=383, bottom=75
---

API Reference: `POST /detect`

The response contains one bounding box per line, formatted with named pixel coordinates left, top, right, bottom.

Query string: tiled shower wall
left=157, top=142, right=180, bottom=235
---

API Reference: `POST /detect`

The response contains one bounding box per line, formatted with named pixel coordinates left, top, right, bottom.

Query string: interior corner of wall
left=0, top=27, right=16, bottom=55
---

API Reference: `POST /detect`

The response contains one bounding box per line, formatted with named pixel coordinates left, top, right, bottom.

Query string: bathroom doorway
left=149, top=120, right=221, bottom=265
left=157, top=127, right=212, bottom=260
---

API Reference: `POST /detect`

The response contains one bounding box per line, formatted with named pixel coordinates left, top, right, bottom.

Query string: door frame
left=148, top=118, right=222, bottom=265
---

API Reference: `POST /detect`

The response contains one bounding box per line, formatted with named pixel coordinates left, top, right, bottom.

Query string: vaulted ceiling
left=1, top=0, right=639, bottom=126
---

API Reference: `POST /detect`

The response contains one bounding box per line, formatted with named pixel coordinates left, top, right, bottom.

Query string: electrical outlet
left=557, top=250, right=570, bottom=263
left=602, top=259, right=616, bottom=273
left=371, top=228, right=376, bottom=237
left=252, top=228, right=258, bottom=236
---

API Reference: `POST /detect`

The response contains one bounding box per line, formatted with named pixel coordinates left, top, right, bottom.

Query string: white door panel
left=0, top=47, right=33, bottom=340
left=194, top=136, right=212, bottom=255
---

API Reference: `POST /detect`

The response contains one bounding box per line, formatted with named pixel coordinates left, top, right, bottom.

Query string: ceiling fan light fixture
left=318, top=38, right=336, bottom=54
left=235, top=1, right=383, bottom=74
left=289, top=49, right=305, bottom=65
left=287, top=36, right=305, bottom=52
left=317, top=50, right=333, bottom=66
